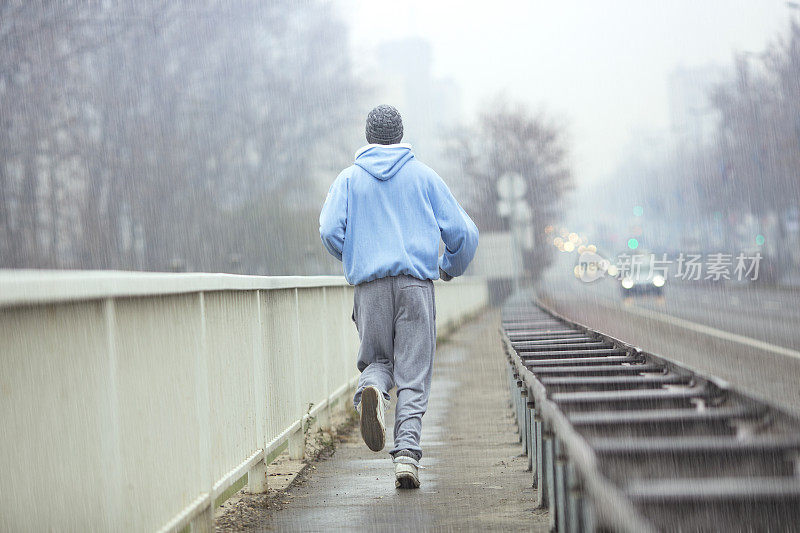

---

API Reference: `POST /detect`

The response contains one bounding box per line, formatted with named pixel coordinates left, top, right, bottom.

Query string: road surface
left=539, top=262, right=800, bottom=414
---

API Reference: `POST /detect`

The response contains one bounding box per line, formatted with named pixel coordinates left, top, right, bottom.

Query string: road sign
left=497, top=172, right=526, bottom=200
left=497, top=199, right=531, bottom=221
left=495, top=174, right=529, bottom=294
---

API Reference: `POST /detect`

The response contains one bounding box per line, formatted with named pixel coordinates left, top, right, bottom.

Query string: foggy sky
left=343, top=0, right=794, bottom=184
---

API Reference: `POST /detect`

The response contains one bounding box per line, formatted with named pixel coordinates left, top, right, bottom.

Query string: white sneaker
left=394, top=454, right=421, bottom=489
left=357, top=386, right=387, bottom=452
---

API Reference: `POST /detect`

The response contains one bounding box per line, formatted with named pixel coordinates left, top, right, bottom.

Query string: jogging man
left=319, top=104, right=478, bottom=488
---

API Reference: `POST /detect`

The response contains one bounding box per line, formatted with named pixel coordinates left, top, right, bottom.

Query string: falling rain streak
left=3, top=2, right=800, bottom=531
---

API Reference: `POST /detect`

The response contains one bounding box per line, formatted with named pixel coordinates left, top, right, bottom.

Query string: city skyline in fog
left=345, top=0, right=795, bottom=184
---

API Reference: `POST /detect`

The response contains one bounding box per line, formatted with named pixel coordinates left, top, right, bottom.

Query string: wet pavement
left=254, top=310, right=547, bottom=532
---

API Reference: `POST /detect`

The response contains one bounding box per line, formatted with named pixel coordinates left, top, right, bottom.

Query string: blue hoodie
left=320, top=143, right=479, bottom=285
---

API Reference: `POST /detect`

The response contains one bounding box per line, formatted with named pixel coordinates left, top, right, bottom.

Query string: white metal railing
left=0, top=271, right=487, bottom=532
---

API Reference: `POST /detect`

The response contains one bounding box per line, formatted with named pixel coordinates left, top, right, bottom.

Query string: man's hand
left=439, top=267, right=453, bottom=282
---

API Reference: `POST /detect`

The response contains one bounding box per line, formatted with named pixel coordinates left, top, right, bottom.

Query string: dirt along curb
left=214, top=407, right=358, bottom=532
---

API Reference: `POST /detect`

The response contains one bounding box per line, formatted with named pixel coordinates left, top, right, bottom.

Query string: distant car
left=620, top=263, right=665, bottom=297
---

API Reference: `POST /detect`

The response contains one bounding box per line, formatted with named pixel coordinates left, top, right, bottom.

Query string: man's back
left=320, top=143, right=478, bottom=285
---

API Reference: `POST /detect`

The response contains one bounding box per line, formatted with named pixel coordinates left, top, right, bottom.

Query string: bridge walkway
left=244, top=310, right=547, bottom=531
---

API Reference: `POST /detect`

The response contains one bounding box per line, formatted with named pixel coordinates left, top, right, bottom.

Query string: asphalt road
left=538, top=263, right=800, bottom=415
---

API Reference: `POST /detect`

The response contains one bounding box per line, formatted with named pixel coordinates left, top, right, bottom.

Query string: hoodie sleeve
left=319, top=171, right=348, bottom=261
left=429, top=173, right=479, bottom=278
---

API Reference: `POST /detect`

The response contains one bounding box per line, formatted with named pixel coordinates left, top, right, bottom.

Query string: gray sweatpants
left=352, top=274, right=436, bottom=458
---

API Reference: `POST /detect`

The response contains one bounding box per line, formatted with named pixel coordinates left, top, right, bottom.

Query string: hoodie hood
left=354, top=143, right=415, bottom=181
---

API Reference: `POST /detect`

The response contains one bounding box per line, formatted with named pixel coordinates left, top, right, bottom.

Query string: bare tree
left=0, top=1, right=364, bottom=273
left=447, top=98, right=573, bottom=279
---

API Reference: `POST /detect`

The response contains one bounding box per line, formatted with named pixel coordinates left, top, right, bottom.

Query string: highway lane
left=537, top=265, right=800, bottom=414
left=630, top=282, right=800, bottom=351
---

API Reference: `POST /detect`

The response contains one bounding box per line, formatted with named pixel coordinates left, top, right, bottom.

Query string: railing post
left=318, top=287, right=331, bottom=431
left=289, top=288, right=305, bottom=460
left=191, top=292, right=213, bottom=532
left=342, top=285, right=358, bottom=409
left=247, top=460, right=268, bottom=494
left=190, top=511, right=214, bottom=533
left=248, top=290, right=268, bottom=493
left=337, top=286, right=353, bottom=417
left=100, top=299, right=123, bottom=530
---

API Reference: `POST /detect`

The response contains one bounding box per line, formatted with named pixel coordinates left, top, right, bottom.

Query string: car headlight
left=652, top=275, right=665, bottom=288
left=621, top=278, right=634, bottom=289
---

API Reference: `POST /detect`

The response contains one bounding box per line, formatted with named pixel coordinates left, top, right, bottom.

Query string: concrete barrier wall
left=0, top=271, right=487, bottom=532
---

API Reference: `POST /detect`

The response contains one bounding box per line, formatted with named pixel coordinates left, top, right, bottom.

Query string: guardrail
left=0, top=271, right=487, bottom=532
left=501, top=296, right=800, bottom=532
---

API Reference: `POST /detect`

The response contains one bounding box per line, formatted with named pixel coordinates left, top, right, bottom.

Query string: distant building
left=374, top=38, right=463, bottom=168
left=309, top=37, right=463, bottom=207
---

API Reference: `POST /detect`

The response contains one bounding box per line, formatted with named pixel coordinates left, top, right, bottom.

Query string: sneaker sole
left=395, top=472, right=420, bottom=489
left=359, top=387, right=385, bottom=452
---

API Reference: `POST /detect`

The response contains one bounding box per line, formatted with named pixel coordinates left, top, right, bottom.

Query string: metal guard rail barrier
left=0, top=271, right=488, bottom=532
left=501, top=296, right=800, bottom=532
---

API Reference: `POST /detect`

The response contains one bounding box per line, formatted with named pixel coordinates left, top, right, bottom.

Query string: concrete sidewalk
left=252, top=310, right=547, bottom=532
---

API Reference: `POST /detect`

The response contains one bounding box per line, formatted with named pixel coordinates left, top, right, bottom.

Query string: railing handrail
left=0, top=270, right=351, bottom=307
left=0, top=270, right=482, bottom=307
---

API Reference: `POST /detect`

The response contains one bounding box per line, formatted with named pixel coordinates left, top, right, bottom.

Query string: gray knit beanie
left=365, top=105, right=403, bottom=145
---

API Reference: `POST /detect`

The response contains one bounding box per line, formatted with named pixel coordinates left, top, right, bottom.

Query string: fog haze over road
left=346, top=1, right=792, bottom=183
